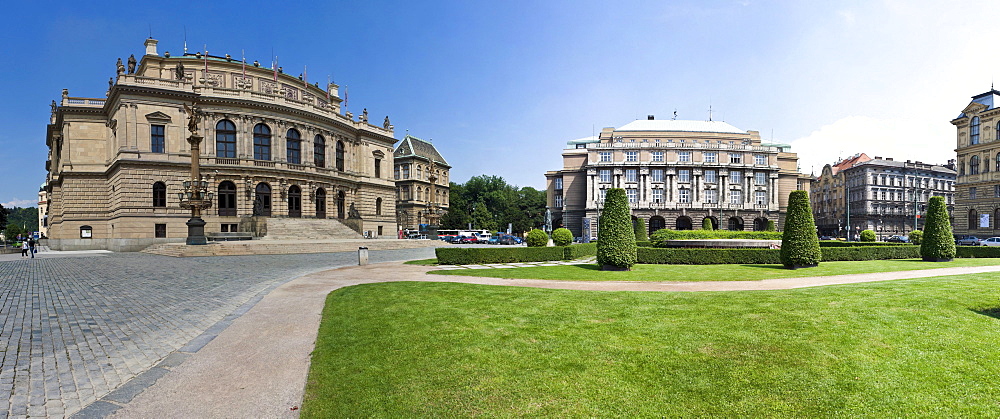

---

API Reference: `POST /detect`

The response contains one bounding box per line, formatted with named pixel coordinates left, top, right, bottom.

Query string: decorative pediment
left=372, top=150, right=385, bottom=158
left=963, top=102, right=988, bottom=116
left=144, top=111, right=172, bottom=123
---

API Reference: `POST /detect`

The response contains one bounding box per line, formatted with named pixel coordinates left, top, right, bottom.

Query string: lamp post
left=178, top=104, right=213, bottom=245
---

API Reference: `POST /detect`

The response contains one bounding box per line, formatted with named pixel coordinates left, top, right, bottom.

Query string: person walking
left=27, top=237, right=36, bottom=258
left=21, top=240, right=29, bottom=258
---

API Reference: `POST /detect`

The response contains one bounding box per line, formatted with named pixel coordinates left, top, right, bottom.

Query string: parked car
left=956, top=235, right=983, bottom=246
left=459, top=235, right=479, bottom=244
left=982, top=237, right=1000, bottom=247
left=487, top=236, right=500, bottom=245
left=498, top=235, right=522, bottom=245
left=819, top=235, right=835, bottom=241
left=885, top=235, right=909, bottom=243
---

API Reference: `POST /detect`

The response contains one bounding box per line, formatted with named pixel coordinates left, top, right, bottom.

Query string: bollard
left=358, top=246, right=369, bottom=265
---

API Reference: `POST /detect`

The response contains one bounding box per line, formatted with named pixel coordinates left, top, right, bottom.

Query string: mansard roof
left=394, top=135, right=449, bottom=167
left=616, top=119, right=746, bottom=134
left=957, top=89, right=1000, bottom=119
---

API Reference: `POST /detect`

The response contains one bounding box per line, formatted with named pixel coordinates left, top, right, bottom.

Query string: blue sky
left=2, top=0, right=998, bottom=207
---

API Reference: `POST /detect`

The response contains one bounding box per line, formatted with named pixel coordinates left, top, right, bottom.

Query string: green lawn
left=429, top=258, right=1000, bottom=281
left=302, top=275, right=1000, bottom=417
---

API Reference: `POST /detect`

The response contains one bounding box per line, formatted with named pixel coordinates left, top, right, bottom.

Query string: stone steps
left=264, top=218, right=363, bottom=240
left=141, top=238, right=442, bottom=257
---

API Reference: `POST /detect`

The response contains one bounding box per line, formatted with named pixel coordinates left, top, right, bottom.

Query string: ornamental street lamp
left=178, top=104, right=213, bottom=245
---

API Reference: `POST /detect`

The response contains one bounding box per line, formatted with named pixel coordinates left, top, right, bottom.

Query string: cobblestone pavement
left=0, top=247, right=435, bottom=418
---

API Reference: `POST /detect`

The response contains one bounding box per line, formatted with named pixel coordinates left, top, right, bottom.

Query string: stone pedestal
left=186, top=217, right=207, bottom=245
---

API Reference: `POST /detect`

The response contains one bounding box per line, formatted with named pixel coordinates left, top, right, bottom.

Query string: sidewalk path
left=107, top=261, right=1000, bottom=418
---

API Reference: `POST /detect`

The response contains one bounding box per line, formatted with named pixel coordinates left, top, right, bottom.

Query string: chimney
left=145, top=38, right=159, bottom=56
left=647, top=115, right=654, bottom=120
left=874, top=156, right=881, bottom=160
left=886, top=158, right=893, bottom=161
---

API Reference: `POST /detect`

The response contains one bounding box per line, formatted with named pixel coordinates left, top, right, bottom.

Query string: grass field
left=302, top=274, right=1000, bottom=417
left=429, top=258, right=1000, bottom=281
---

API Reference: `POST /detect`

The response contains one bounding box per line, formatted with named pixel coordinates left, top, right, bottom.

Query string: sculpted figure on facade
left=361, top=108, right=368, bottom=123
left=383, top=116, right=390, bottom=129
left=183, top=104, right=202, bottom=136
left=127, top=54, right=137, bottom=74
left=175, top=62, right=185, bottom=81
left=116, top=58, right=125, bottom=75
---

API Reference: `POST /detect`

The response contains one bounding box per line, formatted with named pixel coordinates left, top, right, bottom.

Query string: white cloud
left=789, top=115, right=955, bottom=176
left=2, top=199, right=36, bottom=208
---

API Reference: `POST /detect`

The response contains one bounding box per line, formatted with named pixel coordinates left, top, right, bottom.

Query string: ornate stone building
left=545, top=117, right=811, bottom=240
left=953, top=89, right=1000, bottom=236
left=393, top=135, right=450, bottom=234
left=811, top=154, right=955, bottom=239
left=45, top=38, right=398, bottom=251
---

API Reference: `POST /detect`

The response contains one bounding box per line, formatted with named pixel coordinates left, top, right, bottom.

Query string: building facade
left=545, top=117, right=811, bottom=240
left=393, top=135, right=450, bottom=234
left=953, top=89, right=1000, bottom=236
left=811, top=155, right=955, bottom=240
left=45, top=38, right=398, bottom=251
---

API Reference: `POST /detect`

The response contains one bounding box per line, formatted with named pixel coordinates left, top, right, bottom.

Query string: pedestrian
left=21, top=240, right=29, bottom=258
left=27, top=237, right=36, bottom=258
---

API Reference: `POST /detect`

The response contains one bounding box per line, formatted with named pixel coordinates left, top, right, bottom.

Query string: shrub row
left=956, top=246, right=1000, bottom=258
left=650, top=229, right=783, bottom=246
left=435, top=244, right=598, bottom=265
left=636, top=246, right=921, bottom=265
left=819, top=241, right=911, bottom=247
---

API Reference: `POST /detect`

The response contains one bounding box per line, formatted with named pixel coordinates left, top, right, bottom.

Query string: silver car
left=982, top=237, right=1000, bottom=247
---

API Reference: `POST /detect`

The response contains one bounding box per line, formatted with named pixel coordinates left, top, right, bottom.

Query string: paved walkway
left=104, top=261, right=1000, bottom=418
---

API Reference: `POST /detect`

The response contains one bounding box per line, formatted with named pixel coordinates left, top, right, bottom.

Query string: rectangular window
left=599, top=169, right=611, bottom=183
left=754, top=154, right=766, bottom=165
left=678, top=169, right=691, bottom=183
left=730, top=190, right=742, bottom=204
left=154, top=223, right=166, bottom=238
left=394, top=165, right=400, bottom=180
left=554, top=178, right=563, bottom=190
left=374, top=158, right=382, bottom=178
left=755, top=172, right=767, bottom=185
left=402, top=165, right=410, bottom=179
left=599, top=151, right=612, bottom=162
left=151, top=125, right=165, bottom=153
left=625, top=169, right=637, bottom=182
left=678, top=151, right=692, bottom=163
left=970, top=187, right=978, bottom=200
left=705, top=189, right=717, bottom=204
left=626, top=188, right=637, bottom=203
left=730, top=153, right=743, bottom=164
left=652, top=151, right=664, bottom=162
left=704, top=152, right=717, bottom=163
left=994, top=185, right=999, bottom=198
left=599, top=189, right=606, bottom=202
left=402, top=186, right=411, bottom=200
left=704, top=170, right=717, bottom=184
left=730, top=170, right=741, bottom=183
left=625, top=151, right=638, bottom=162
left=554, top=194, right=563, bottom=207
left=652, top=188, right=663, bottom=202
left=679, top=189, right=691, bottom=203
left=651, top=169, right=663, bottom=182
left=755, top=190, right=767, bottom=205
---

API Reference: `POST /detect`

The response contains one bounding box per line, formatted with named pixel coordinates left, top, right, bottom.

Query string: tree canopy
left=440, top=175, right=546, bottom=233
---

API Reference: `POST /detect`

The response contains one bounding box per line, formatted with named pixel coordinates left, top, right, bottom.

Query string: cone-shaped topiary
left=920, top=196, right=955, bottom=261
left=633, top=217, right=649, bottom=241
left=526, top=229, right=549, bottom=247
left=552, top=227, right=573, bottom=246
left=702, top=217, right=714, bottom=230
left=779, top=190, right=821, bottom=268
left=909, top=230, right=923, bottom=245
left=597, top=188, right=637, bottom=270
left=860, top=229, right=876, bottom=242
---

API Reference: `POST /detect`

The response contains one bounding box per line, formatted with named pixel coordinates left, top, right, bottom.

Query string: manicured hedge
left=819, top=241, right=911, bottom=247
left=650, top=229, right=782, bottom=246
left=956, top=246, right=1000, bottom=258
left=636, top=241, right=653, bottom=248
left=821, top=246, right=919, bottom=261
left=637, top=246, right=921, bottom=265
left=435, top=244, right=599, bottom=265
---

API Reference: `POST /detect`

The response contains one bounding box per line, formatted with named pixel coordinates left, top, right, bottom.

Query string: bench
left=207, top=232, right=254, bottom=241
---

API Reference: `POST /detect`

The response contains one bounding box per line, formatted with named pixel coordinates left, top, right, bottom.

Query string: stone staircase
left=141, top=237, right=443, bottom=257
left=263, top=218, right=363, bottom=240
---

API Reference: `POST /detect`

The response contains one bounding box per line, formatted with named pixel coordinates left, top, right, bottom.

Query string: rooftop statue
left=116, top=58, right=125, bottom=75
left=383, top=116, right=390, bottom=129
left=127, top=54, right=137, bottom=74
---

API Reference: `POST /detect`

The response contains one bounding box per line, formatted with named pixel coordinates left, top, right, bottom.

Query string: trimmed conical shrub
left=779, top=190, right=821, bottom=268
left=702, top=217, right=714, bottom=230
left=597, top=188, right=637, bottom=270
left=920, top=196, right=955, bottom=262
left=633, top=218, right=648, bottom=241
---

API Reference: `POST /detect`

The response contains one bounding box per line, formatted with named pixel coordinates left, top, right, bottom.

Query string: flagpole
left=241, top=49, right=246, bottom=78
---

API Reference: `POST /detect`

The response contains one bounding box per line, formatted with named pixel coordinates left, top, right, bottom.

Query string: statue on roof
left=361, top=108, right=368, bottom=123
left=116, top=58, right=125, bottom=75
left=50, top=100, right=56, bottom=114
left=175, top=61, right=185, bottom=81
left=383, top=116, right=390, bottom=129
left=127, top=54, right=137, bottom=74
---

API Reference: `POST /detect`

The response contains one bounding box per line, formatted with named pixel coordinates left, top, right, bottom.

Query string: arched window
left=675, top=216, right=693, bottom=231
left=336, top=140, right=345, bottom=171
left=971, top=116, right=981, bottom=145
left=703, top=217, right=719, bottom=230
left=216, top=120, right=236, bottom=158
left=253, top=183, right=272, bottom=216
left=253, top=124, right=271, bottom=161
left=336, top=190, right=346, bottom=219
left=970, top=155, right=980, bottom=175
left=286, top=129, right=301, bottom=164
left=315, top=188, right=327, bottom=218
left=648, top=216, right=665, bottom=234
left=376, top=197, right=383, bottom=215
left=152, top=182, right=166, bottom=207
left=218, top=181, right=237, bottom=216
left=995, top=208, right=1000, bottom=229
left=314, top=135, right=326, bottom=168
left=995, top=152, right=1000, bottom=172
left=754, top=217, right=769, bottom=231
left=288, top=185, right=301, bottom=217
left=728, top=216, right=744, bottom=231
left=969, top=208, right=979, bottom=230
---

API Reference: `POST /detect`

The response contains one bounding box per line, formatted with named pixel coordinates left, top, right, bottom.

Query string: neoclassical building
left=545, top=117, right=811, bottom=240
left=45, top=38, right=398, bottom=251
left=952, top=88, right=1000, bottom=236
left=393, top=135, right=450, bottom=234
left=811, top=154, right=956, bottom=239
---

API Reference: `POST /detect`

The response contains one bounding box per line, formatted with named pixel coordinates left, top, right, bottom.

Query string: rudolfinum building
left=545, top=116, right=811, bottom=241
left=44, top=38, right=398, bottom=251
